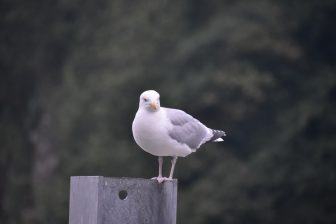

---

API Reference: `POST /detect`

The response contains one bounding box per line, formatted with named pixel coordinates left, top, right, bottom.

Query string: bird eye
left=143, top=98, right=148, bottom=102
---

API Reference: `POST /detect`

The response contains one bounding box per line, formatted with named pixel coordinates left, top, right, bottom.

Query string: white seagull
left=132, top=90, right=226, bottom=183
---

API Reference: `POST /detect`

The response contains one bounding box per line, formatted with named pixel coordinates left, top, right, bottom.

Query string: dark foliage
left=1, top=0, right=336, bottom=223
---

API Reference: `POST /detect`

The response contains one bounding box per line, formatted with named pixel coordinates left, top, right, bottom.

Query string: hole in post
left=118, top=190, right=128, bottom=200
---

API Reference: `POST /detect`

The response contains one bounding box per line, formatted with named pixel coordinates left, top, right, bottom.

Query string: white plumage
left=132, top=90, right=226, bottom=183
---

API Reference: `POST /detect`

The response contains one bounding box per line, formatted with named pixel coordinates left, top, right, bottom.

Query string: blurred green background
left=1, top=0, right=336, bottom=223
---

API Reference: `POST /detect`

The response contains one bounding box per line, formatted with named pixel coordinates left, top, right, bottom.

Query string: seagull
left=132, top=90, right=226, bottom=183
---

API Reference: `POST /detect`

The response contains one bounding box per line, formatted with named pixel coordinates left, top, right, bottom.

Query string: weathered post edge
left=69, top=176, right=178, bottom=224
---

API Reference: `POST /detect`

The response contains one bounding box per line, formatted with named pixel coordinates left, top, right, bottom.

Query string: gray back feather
left=164, top=108, right=208, bottom=149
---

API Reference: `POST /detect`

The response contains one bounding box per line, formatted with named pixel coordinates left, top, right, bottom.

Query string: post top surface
left=70, top=176, right=178, bottom=184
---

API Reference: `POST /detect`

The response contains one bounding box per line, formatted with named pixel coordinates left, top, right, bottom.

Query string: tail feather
left=208, top=129, right=226, bottom=142
left=213, top=138, right=224, bottom=142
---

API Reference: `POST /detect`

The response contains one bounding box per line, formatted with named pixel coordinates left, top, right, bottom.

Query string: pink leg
left=168, top=156, right=178, bottom=179
left=151, top=156, right=165, bottom=183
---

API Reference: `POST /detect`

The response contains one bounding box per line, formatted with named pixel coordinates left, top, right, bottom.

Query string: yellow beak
left=150, top=101, right=158, bottom=110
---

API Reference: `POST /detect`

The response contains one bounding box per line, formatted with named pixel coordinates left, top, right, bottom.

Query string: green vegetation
left=1, top=0, right=336, bottom=223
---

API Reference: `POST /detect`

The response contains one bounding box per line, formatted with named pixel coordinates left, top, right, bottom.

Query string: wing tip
left=209, top=129, right=226, bottom=142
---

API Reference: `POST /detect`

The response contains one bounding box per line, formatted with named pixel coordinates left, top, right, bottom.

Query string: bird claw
left=151, top=176, right=173, bottom=183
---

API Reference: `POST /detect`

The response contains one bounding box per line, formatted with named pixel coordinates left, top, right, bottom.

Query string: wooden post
left=69, top=176, right=177, bottom=224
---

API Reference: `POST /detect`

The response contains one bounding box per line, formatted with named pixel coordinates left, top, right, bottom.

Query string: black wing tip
left=209, top=129, right=226, bottom=142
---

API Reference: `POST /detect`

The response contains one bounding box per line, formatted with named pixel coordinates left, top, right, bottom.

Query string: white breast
left=132, top=109, right=192, bottom=157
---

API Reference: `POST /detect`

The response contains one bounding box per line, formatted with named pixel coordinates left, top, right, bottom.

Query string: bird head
left=139, top=90, right=160, bottom=112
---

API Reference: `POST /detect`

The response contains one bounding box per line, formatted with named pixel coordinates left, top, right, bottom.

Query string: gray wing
left=164, top=107, right=208, bottom=150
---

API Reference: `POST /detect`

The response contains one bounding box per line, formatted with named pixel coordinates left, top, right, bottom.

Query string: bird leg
left=158, top=156, right=163, bottom=178
left=168, top=156, right=178, bottom=179
left=151, top=156, right=165, bottom=183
